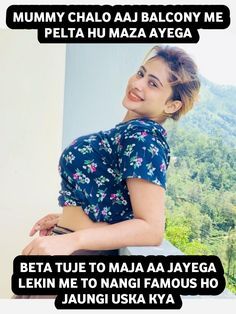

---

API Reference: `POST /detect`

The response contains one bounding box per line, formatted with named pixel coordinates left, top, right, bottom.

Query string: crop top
left=58, top=117, right=170, bottom=224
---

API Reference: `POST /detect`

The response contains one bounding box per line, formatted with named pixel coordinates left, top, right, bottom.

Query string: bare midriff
left=57, top=206, right=109, bottom=231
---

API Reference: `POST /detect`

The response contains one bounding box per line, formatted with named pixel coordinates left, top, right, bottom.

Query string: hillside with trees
left=164, top=76, right=236, bottom=294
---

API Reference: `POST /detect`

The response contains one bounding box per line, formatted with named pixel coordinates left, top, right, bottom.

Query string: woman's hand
left=22, top=233, right=77, bottom=255
left=29, top=213, right=61, bottom=237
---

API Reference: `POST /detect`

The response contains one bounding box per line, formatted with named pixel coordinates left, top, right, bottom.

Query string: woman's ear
left=164, top=100, right=183, bottom=114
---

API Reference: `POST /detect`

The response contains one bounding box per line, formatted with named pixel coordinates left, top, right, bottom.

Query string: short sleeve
left=118, top=131, right=169, bottom=189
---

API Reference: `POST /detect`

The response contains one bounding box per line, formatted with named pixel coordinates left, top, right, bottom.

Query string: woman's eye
left=149, top=80, right=158, bottom=88
left=136, top=70, right=144, bottom=77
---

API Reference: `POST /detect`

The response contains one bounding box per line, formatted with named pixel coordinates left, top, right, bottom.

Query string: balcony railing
left=119, top=239, right=236, bottom=298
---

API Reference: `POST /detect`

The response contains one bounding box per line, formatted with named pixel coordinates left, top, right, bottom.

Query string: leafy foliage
left=163, top=76, right=236, bottom=294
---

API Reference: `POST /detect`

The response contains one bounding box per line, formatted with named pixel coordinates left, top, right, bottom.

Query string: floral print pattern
left=58, top=118, right=170, bottom=223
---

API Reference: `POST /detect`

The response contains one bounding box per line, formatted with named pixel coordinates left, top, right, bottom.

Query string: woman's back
left=58, top=117, right=170, bottom=224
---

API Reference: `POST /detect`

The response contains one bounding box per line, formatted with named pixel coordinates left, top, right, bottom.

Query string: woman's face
left=122, top=57, right=174, bottom=121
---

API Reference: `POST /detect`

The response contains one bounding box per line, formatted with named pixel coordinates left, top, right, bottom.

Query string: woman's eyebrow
left=140, top=65, right=163, bottom=87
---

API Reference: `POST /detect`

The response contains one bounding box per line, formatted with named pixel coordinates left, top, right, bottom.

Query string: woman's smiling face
left=122, top=57, right=175, bottom=121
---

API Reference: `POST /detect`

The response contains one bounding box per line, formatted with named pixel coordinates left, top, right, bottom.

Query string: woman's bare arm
left=73, top=177, right=165, bottom=250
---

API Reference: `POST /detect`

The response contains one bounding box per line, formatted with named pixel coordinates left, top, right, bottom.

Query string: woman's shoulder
left=116, top=118, right=171, bottom=174
left=115, top=118, right=168, bottom=142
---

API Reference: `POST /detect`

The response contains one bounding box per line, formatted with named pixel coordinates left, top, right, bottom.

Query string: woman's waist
left=57, top=205, right=109, bottom=231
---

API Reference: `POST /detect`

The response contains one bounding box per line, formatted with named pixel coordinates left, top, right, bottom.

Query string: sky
left=177, top=28, right=236, bottom=86
left=1, top=0, right=235, bottom=86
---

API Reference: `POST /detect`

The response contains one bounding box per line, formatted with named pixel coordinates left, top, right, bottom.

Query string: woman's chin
left=122, top=99, right=142, bottom=111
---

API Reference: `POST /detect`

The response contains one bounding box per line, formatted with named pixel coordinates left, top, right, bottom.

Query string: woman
left=22, top=45, right=200, bottom=256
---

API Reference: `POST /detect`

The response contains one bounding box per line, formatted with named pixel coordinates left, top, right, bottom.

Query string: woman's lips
left=127, top=91, right=144, bottom=102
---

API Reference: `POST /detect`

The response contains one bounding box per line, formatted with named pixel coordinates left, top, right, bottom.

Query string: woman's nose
left=131, top=77, right=145, bottom=91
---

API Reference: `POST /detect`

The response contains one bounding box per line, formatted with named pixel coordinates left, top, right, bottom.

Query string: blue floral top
left=58, top=117, right=170, bottom=224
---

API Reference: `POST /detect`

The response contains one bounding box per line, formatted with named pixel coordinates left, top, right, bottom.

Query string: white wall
left=0, top=30, right=66, bottom=298
left=0, top=36, right=155, bottom=298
